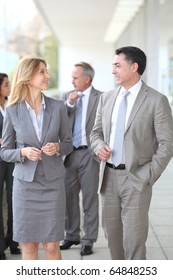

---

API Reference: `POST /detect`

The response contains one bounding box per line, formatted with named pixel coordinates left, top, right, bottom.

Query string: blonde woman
left=1, top=57, right=73, bottom=260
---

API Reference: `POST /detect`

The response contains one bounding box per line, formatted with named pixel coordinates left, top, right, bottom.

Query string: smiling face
left=112, top=53, right=139, bottom=89
left=29, top=62, right=50, bottom=91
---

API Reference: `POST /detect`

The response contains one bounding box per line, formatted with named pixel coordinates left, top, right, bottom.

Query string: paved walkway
left=4, top=158, right=173, bottom=260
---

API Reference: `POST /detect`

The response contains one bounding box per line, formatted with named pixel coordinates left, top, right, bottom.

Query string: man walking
left=90, top=46, right=173, bottom=259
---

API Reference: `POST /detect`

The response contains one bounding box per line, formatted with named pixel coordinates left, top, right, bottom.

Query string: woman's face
left=29, top=62, right=50, bottom=91
left=0, top=77, right=10, bottom=97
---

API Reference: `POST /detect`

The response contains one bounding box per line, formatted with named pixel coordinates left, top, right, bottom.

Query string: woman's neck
left=0, top=96, right=5, bottom=110
left=27, top=92, right=42, bottom=114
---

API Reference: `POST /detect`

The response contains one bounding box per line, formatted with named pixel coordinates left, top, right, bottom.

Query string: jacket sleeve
left=0, top=108, right=22, bottom=163
left=90, top=94, right=106, bottom=155
left=58, top=102, right=73, bottom=156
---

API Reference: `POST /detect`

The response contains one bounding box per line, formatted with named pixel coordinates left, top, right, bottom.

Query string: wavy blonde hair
left=8, top=56, right=47, bottom=106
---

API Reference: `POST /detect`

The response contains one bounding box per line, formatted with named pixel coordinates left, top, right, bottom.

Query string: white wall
left=57, top=0, right=173, bottom=98
left=114, top=1, right=160, bottom=90
left=113, top=0, right=173, bottom=97
left=58, top=43, right=115, bottom=95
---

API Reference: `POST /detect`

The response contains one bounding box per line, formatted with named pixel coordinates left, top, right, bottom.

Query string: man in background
left=61, top=62, right=102, bottom=256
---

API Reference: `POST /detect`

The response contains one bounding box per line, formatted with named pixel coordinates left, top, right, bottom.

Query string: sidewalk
left=4, top=158, right=173, bottom=260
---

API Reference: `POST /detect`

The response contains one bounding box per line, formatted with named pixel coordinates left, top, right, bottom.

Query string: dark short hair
left=0, top=73, right=8, bottom=87
left=115, top=46, right=147, bottom=75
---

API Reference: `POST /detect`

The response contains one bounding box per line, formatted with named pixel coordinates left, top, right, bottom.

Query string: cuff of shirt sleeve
left=20, top=156, right=25, bottom=163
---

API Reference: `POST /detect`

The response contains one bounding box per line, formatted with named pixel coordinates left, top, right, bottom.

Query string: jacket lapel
left=125, top=82, right=149, bottom=133
left=85, top=87, right=98, bottom=125
left=19, top=102, right=41, bottom=147
left=40, top=96, right=52, bottom=145
left=105, top=89, right=119, bottom=142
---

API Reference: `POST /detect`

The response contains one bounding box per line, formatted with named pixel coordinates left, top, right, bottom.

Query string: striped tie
left=112, top=91, right=129, bottom=166
left=72, top=94, right=84, bottom=148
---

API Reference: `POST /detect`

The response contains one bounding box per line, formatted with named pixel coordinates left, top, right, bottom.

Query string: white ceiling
left=34, top=0, right=144, bottom=45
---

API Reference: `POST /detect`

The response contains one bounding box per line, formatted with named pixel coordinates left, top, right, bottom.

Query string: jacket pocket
left=138, top=158, right=151, bottom=166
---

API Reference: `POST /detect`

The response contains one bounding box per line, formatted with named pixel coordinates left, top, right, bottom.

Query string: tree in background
left=1, top=4, right=59, bottom=90
left=42, top=35, right=58, bottom=89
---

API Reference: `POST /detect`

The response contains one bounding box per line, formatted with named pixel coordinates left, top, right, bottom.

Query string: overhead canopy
left=34, top=0, right=144, bottom=45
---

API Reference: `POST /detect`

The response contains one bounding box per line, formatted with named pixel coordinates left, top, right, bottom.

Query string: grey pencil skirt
left=12, top=161, right=65, bottom=243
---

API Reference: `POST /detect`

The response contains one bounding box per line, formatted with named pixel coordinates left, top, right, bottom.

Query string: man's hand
left=97, top=145, right=112, bottom=161
left=68, top=91, right=80, bottom=105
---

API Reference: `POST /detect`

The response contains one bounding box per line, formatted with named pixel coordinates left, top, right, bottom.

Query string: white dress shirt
left=25, top=96, right=46, bottom=142
left=0, top=99, right=8, bottom=117
left=67, top=86, right=92, bottom=146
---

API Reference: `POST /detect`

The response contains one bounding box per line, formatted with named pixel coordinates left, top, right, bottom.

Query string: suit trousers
left=101, top=165, right=152, bottom=260
left=64, top=149, right=99, bottom=246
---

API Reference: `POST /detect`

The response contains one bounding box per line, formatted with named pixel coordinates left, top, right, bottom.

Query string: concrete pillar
left=145, top=0, right=160, bottom=90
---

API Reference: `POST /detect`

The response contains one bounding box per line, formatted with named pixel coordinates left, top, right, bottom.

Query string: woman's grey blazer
left=0, top=95, right=73, bottom=182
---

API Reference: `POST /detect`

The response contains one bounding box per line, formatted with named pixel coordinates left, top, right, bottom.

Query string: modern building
left=34, top=0, right=173, bottom=100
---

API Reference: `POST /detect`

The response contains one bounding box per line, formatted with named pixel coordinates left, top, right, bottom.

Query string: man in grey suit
left=60, top=62, right=102, bottom=256
left=90, top=46, right=173, bottom=260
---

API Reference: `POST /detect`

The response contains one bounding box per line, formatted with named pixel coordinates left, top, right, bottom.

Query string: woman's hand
left=21, top=147, right=42, bottom=161
left=41, top=142, right=60, bottom=156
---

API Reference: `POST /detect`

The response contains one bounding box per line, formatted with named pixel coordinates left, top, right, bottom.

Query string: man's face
left=112, top=53, right=136, bottom=88
left=71, top=66, right=90, bottom=92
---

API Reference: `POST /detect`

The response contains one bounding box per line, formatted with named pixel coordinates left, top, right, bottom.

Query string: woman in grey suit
left=1, top=57, right=73, bottom=260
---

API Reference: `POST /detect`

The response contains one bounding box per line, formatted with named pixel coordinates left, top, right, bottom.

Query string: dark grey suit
left=63, top=86, right=102, bottom=246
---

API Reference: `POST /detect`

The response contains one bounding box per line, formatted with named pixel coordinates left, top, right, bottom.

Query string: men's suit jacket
left=90, top=81, right=173, bottom=192
left=64, top=86, right=102, bottom=150
left=0, top=95, right=73, bottom=182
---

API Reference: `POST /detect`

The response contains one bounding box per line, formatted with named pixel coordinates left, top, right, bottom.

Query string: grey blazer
left=0, top=95, right=73, bottom=182
left=90, top=82, right=173, bottom=192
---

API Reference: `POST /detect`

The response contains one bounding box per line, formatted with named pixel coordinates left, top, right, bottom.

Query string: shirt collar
left=120, top=79, right=142, bottom=97
left=78, top=85, right=92, bottom=97
left=25, top=94, right=46, bottom=110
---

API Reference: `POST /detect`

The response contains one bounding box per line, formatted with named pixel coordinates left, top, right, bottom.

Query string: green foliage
left=42, top=35, right=58, bottom=89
